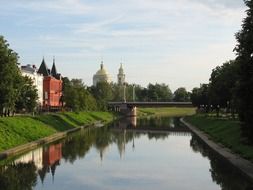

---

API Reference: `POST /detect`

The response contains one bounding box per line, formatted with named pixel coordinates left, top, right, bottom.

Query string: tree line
left=0, top=34, right=191, bottom=116
left=62, top=80, right=191, bottom=112
left=191, top=0, right=253, bottom=141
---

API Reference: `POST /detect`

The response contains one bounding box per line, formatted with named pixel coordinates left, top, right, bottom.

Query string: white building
left=93, top=62, right=112, bottom=86
left=21, top=64, right=43, bottom=106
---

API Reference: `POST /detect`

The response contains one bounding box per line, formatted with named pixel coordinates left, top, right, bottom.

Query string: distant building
left=20, top=64, right=43, bottom=106
left=117, top=63, right=125, bottom=85
left=37, top=58, right=63, bottom=110
left=93, top=61, right=112, bottom=86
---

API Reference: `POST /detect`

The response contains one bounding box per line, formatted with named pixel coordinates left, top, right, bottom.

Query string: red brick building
left=38, top=58, right=63, bottom=110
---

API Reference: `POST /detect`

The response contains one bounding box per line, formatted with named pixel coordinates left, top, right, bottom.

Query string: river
left=0, top=116, right=252, bottom=190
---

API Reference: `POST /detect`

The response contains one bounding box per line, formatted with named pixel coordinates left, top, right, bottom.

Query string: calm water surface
left=0, top=117, right=252, bottom=190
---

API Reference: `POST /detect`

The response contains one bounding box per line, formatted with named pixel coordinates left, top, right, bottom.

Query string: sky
left=0, top=0, right=246, bottom=91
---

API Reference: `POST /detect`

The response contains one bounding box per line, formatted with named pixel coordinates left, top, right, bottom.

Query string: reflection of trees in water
left=137, top=117, right=174, bottom=128
left=190, top=135, right=253, bottom=190
left=62, top=125, right=173, bottom=162
left=61, top=117, right=189, bottom=162
left=136, top=117, right=189, bottom=131
left=62, top=128, right=96, bottom=163
left=0, top=162, right=37, bottom=190
left=0, top=117, right=191, bottom=189
left=147, top=132, right=168, bottom=140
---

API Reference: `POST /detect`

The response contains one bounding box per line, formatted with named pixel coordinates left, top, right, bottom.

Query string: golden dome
left=95, top=63, right=109, bottom=76
left=93, top=62, right=111, bottom=86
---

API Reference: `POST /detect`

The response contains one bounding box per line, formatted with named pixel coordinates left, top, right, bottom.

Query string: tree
left=0, top=36, right=23, bottom=116
left=190, top=84, right=209, bottom=111
left=234, top=0, right=253, bottom=139
left=15, top=76, right=38, bottom=113
left=208, top=60, right=239, bottom=117
left=62, top=77, right=97, bottom=111
left=147, top=83, right=172, bottom=102
left=173, top=87, right=190, bottom=102
left=89, top=82, right=113, bottom=110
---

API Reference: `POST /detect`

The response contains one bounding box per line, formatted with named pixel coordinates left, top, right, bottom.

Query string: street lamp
left=123, top=82, right=126, bottom=103
left=132, top=84, right=135, bottom=102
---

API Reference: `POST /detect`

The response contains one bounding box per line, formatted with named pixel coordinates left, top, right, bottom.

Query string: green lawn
left=185, top=115, right=253, bottom=162
left=0, top=111, right=115, bottom=152
left=138, top=107, right=196, bottom=117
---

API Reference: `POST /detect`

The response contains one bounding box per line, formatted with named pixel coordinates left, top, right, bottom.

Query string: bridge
left=108, top=101, right=193, bottom=116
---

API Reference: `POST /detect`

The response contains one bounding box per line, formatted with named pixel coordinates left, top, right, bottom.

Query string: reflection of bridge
left=111, top=127, right=191, bottom=134
left=108, top=101, right=193, bottom=116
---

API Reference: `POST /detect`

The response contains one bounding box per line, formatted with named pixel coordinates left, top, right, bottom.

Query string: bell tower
left=117, top=63, right=125, bottom=85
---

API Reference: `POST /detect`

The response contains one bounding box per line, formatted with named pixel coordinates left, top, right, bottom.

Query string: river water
left=0, top=117, right=252, bottom=190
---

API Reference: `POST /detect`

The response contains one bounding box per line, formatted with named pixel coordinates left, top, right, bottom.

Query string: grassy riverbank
left=185, top=115, right=253, bottom=162
left=138, top=107, right=196, bottom=117
left=0, top=112, right=115, bottom=152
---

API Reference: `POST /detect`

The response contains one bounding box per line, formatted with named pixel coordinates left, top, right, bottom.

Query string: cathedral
left=93, top=61, right=126, bottom=86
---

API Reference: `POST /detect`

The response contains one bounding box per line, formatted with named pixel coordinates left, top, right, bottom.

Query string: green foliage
left=185, top=115, right=253, bottom=162
left=0, top=36, right=22, bottom=115
left=190, top=84, right=209, bottom=108
left=62, top=77, right=97, bottom=111
left=234, top=0, right=253, bottom=139
left=173, top=87, right=190, bottom=102
left=89, top=81, right=113, bottom=110
left=0, top=36, right=39, bottom=115
left=15, top=76, right=38, bottom=113
left=120, top=83, right=172, bottom=102
left=209, top=60, right=239, bottom=108
left=147, top=83, right=172, bottom=101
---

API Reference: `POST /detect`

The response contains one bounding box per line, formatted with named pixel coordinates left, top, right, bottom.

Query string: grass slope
left=138, top=107, right=196, bottom=117
left=0, top=111, right=115, bottom=152
left=185, top=115, right=253, bottom=162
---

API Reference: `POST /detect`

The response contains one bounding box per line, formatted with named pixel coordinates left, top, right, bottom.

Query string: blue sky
left=0, top=0, right=246, bottom=91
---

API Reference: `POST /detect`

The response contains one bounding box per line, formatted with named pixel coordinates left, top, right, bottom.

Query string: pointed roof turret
left=38, top=166, right=47, bottom=184
left=119, top=63, right=124, bottom=74
left=51, top=57, right=58, bottom=78
left=38, top=58, right=50, bottom=76
left=117, top=63, right=125, bottom=85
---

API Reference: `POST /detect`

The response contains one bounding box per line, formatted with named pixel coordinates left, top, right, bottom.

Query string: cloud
left=191, top=0, right=245, bottom=9
left=0, top=0, right=246, bottom=88
left=16, top=0, right=93, bottom=15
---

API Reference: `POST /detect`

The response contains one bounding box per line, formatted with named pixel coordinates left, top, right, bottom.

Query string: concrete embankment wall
left=181, top=118, right=253, bottom=183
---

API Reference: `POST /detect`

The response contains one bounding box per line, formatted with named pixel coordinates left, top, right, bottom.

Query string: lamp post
left=123, top=83, right=126, bottom=103
left=132, top=84, right=135, bottom=102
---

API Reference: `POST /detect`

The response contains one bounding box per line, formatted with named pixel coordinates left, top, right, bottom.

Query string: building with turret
left=117, top=63, right=125, bottom=85
left=93, top=61, right=112, bottom=86
left=37, top=58, right=62, bottom=110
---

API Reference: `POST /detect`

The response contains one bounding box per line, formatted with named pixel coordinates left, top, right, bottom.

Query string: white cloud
left=0, top=0, right=246, bottom=88
left=18, top=0, right=93, bottom=15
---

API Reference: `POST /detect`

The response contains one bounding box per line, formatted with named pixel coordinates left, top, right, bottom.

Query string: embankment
left=0, top=111, right=116, bottom=152
left=183, top=114, right=253, bottom=182
left=184, top=114, right=253, bottom=162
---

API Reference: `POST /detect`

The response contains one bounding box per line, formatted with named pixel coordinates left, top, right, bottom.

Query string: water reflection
left=0, top=143, right=62, bottom=190
left=0, top=117, right=252, bottom=190
left=190, top=135, right=253, bottom=190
